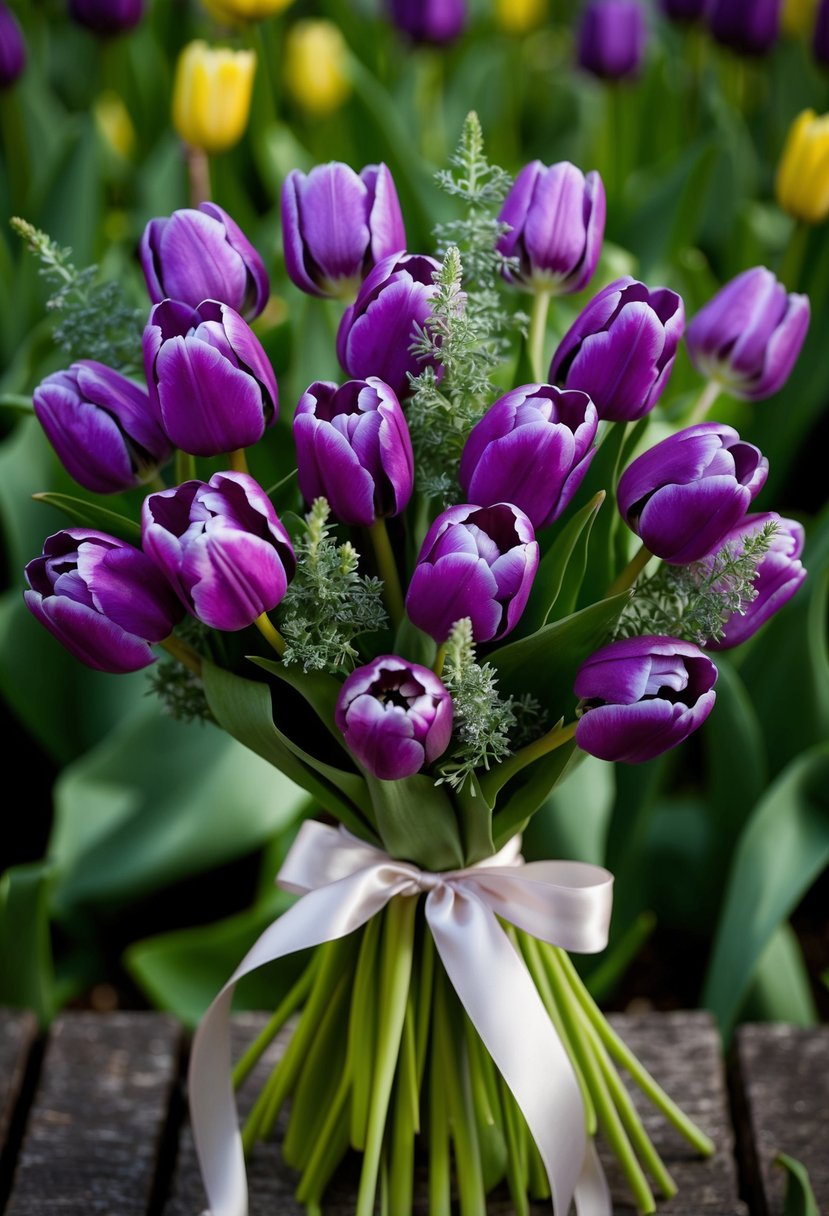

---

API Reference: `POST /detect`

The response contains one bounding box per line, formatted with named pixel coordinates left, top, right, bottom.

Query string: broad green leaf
left=777, top=1154, right=820, bottom=1216
left=519, top=492, right=605, bottom=636
left=583, top=911, right=656, bottom=1004
left=523, top=754, right=614, bottom=866
left=702, top=744, right=829, bottom=1038
left=739, top=924, right=817, bottom=1028
left=620, top=140, right=718, bottom=272
left=366, top=773, right=465, bottom=871
left=251, top=657, right=344, bottom=746
left=491, top=743, right=578, bottom=850
left=0, top=861, right=54, bottom=1024
left=31, top=492, right=141, bottom=541
left=454, top=774, right=495, bottom=865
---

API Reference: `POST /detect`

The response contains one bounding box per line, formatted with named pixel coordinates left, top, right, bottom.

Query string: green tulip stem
left=528, top=288, right=552, bottom=383
left=433, top=644, right=447, bottom=678
left=607, top=542, right=652, bottom=596
left=435, top=973, right=487, bottom=1216
left=498, top=1073, right=530, bottom=1216
left=174, top=450, right=197, bottom=483
left=480, top=720, right=577, bottom=801
left=347, top=913, right=383, bottom=1149
left=159, top=634, right=203, bottom=677
left=232, top=960, right=316, bottom=1090
left=254, top=612, right=286, bottom=657
left=228, top=448, right=250, bottom=475
left=147, top=474, right=167, bottom=493
left=685, top=379, right=722, bottom=427
left=428, top=970, right=452, bottom=1216
left=369, top=517, right=405, bottom=629
left=779, top=220, right=809, bottom=292
left=0, top=393, right=34, bottom=413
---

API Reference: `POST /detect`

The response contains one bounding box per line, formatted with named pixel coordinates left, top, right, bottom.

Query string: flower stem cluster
left=278, top=498, right=388, bottom=673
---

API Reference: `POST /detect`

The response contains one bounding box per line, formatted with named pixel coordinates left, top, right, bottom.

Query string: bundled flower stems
left=19, top=115, right=808, bottom=1215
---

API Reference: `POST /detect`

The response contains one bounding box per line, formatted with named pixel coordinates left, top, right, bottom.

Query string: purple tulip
left=549, top=277, right=685, bottom=422
left=704, top=513, right=806, bottom=650
left=282, top=163, right=406, bottom=300
left=386, top=0, right=467, bottom=44
left=686, top=267, right=809, bottom=401
left=659, top=0, right=707, bottom=21
left=143, top=299, right=278, bottom=457
left=815, top=0, right=829, bottom=65
left=574, top=636, right=718, bottom=763
left=294, top=378, right=414, bottom=527
left=140, top=203, right=269, bottom=320
left=496, top=161, right=606, bottom=295
left=459, top=385, right=598, bottom=530
left=617, top=422, right=769, bottom=564
left=0, top=3, right=25, bottom=87
left=142, top=472, right=295, bottom=632
left=68, top=0, right=144, bottom=35
left=335, top=655, right=453, bottom=780
left=24, top=529, right=182, bottom=673
left=577, top=0, right=648, bottom=81
left=406, top=503, right=539, bottom=644
left=337, top=253, right=441, bottom=399
left=706, top=0, right=781, bottom=55
left=33, top=361, right=171, bottom=495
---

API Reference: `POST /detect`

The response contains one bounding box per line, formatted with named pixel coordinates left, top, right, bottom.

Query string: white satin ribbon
left=189, top=821, right=615, bottom=1216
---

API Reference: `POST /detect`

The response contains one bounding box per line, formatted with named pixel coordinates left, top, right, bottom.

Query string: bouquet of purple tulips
left=20, top=113, right=809, bottom=1216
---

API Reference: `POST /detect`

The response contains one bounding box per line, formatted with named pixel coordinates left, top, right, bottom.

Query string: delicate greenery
left=11, top=217, right=143, bottom=370
left=148, top=661, right=212, bottom=725
left=278, top=498, right=388, bottom=673
left=616, top=522, right=778, bottom=645
left=436, top=618, right=542, bottom=791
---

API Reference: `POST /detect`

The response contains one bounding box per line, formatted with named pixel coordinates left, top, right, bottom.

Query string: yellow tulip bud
left=494, top=0, right=548, bottom=34
left=776, top=109, right=829, bottom=225
left=94, top=91, right=136, bottom=160
left=172, top=41, right=256, bottom=155
left=780, top=0, right=817, bottom=38
left=200, top=0, right=294, bottom=24
left=283, top=20, right=351, bottom=117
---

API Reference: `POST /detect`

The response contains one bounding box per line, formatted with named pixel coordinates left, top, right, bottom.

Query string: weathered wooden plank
left=5, top=1011, right=181, bottom=1216
left=0, top=1009, right=38, bottom=1152
left=733, top=1023, right=829, bottom=1216
left=167, top=1010, right=743, bottom=1215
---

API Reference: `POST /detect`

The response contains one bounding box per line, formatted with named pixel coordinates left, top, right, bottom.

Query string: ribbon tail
left=575, top=1141, right=612, bottom=1214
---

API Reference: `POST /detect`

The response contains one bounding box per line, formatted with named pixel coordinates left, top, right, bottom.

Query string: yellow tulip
left=776, top=109, right=829, bottom=225
left=283, top=20, right=351, bottom=117
left=172, top=41, right=256, bottom=155
left=780, top=0, right=817, bottom=38
left=201, top=0, right=294, bottom=24
left=94, top=91, right=136, bottom=160
left=494, top=0, right=548, bottom=34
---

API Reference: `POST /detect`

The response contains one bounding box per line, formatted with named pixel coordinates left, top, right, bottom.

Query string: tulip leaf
left=738, top=924, right=817, bottom=1028
left=491, top=742, right=578, bottom=849
left=519, top=492, right=605, bottom=635
left=777, top=1154, right=820, bottom=1216
left=547, top=492, right=606, bottom=622
left=365, top=774, right=465, bottom=871
left=0, top=861, right=55, bottom=1024
left=454, top=775, right=496, bottom=865
left=571, top=421, right=642, bottom=608
left=701, top=742, right=829, bottom=1038
left=249, top=657, right=343, bottom=746
left=31, top=492, right=142, bottom=541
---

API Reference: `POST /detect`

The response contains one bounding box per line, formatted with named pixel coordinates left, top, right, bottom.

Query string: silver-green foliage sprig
left=278, top=498, right=388, bottom=673
left=11, top=217, right=143, bottom=371
left=616, top=521, right=778, bottom=646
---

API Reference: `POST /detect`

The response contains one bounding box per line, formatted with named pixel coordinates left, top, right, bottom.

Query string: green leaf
left=701, top=743, right=829, bottom=1038
left=519, top=492, right=605, bottom=635
left=250, top=657, right=343, bottom=745
left=523, top=753, right=614, bottom=866
left=777, top=1154, right=820, bottom=1216
left=739, top=924, right=817, bottom=1027
left=31, top=492, right=141, bottom=541
left=365, top=773, right=465, bottom=871
left=454, top=774, right=495, bottom=865
left=491, top=742, right=578, bottom=849
left=0, top=861, right=55, bottom=1024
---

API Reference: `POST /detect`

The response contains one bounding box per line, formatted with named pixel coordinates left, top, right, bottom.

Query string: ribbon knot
left=188, top=821, right=615, bottom=1216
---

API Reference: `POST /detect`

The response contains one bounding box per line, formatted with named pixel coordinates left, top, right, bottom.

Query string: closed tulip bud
left=704, top=513, right=806, bottom=650
left=776, top=109, right=829, bottom=223
left=337, top=253, right=441, bottom=399
left=335, top=656, right=453, bottom=780
left=68, top=0, right=143, bottom=35
left=34, top=361, right=172, bottom=495
left=495, top=0, right=547, bottom=33
left=294, top=378, right=413, bottom=527
left=172, top=41, right=256, bottom=155
left=141, top=204, right=269, bottom=320
left=686, top=267, right=809, bottom=401
left=814, top=0, right=829, bottom=58
left=142, top=472, right=295, bottom=632
left=387, top=0, right=467, bottom=44
left=659, top=0, right=707, bottom=21
left=282, top=162, right=406, bottom=300
left=284, top=20, right=350, bottom=117
left=496, top=161, right=606, bottom=296
left=94, top=91, right=136, bottom=160
left=578, top=0, right=647, bottom=80
left=200, top=0, right=294, bottom=24
left=459, top=385, right=598, bottom=530
left=0, top=3, right=26, bottom=88
left=143, top=299, right=278, bottom=458
left=24, top=529, right=183, bottom=673
left=574, top=636, right=717, bottom=763
left=549, top=276, right=684, bottom=422
left=617, top=422, right=769, bottom=564
left=406, top=503, right=539, bottom=644
left=707, top=0, right=781, bottom=54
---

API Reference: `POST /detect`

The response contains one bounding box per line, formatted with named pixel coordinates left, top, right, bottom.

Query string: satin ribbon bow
left=189, top=821, right=615, bottom=1216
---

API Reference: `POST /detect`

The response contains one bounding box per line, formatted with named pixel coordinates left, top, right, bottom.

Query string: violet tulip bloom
left=142, top=472, right=295, bottom=632
left=686, top=267, right=809, bottom=401
left=335, top=656, right=453, bottom=780
left=549, top=276, right=685, bottom=422
left=577, top=0, right=647, bottom=80
left=406, top=503, right=539, bottom=644
left=0, top=3, right=25, bottom=87
left=574, top=636, right=718, bottom=763
left=294, top=378, right=413, bottom=527
left=140, top=203, right=269, bottom=320
left=617, top=423, right=769, bottom=564
left=337, top=253, right=441, bottom=399
left=386, top=0, right=467, bottom=44
left=459, top=385, right=598, bottom=530
left=706, top=0, right=781, bottom=55
left=143, top=299, right=278, bottom=457
left=68, top=0, right=144, bottom=35
left=282, top=162, right=406, bottom=299
left=34, top=361, right=171, bottom=495
left=815, top=0, right=829, bottom=66
left=24, top=529, right=182, bottom=673
left=497, top=161, right=606, bottom=296
left=705, top=513, right=806, bottom=650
